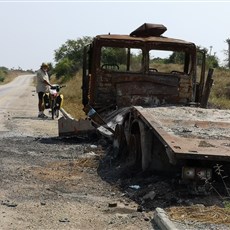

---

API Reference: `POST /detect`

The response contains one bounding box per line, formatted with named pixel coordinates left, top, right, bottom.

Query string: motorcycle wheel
left=51, top=100, right=55, bottom=120
left=55, top=109, right=59, bottom=118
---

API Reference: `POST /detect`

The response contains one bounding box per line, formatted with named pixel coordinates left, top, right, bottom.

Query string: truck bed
left=135, top=106, right=230, bottom=161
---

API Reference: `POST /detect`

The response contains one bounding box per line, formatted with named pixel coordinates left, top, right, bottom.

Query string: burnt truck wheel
left=113, top=124, right=127, bottom=159
left=127, top=131, right=142, bottom=169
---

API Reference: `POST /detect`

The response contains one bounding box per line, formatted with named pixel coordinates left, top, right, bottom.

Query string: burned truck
left=60, top=23, right=230, bottom=183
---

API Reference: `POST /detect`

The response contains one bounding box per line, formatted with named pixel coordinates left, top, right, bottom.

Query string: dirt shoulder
left=0, top=135, right=156, bottom=230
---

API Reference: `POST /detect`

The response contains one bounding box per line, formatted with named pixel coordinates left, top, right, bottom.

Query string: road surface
left=0, top=74, right=58, bottom=136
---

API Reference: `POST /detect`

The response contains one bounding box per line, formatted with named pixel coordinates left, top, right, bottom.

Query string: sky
left=0, top=0, right=230, bottom=71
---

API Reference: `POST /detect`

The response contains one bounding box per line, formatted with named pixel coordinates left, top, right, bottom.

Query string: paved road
left=0, top=74, right=35, bottom=112
left=0, top=74, right=58, bottom=137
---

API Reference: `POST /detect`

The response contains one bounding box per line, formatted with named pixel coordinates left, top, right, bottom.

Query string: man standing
left=36, top=63, right=52, bottom=118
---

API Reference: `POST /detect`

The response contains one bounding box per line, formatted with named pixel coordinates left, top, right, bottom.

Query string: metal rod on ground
left=60, top=108, right=74, bottom=120
left=87, top=106, right=115, bottom=134
left=200, top=68, right=214, bottom=108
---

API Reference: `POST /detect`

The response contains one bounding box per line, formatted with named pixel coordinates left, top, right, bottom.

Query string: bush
left=209, top=68, right=230, bottom=109
left=0, top=69, right=6, bottom=82
left=54, top=57, right=76, bottom=80
left=0, top=75, right=4, bottom=82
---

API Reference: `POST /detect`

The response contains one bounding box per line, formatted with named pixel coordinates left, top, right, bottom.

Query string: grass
left=224, top=201, right=230, bottom=209
left=209, top=68, right=230, bottom=109
left=167, top=205, right=230, bottom=224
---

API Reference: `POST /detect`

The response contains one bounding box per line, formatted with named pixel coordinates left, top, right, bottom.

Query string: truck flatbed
left=135, top=106, right=230, bottom=161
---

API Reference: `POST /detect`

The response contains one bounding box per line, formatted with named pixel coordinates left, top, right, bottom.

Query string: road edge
left=154, top=207, right=178, bottom=230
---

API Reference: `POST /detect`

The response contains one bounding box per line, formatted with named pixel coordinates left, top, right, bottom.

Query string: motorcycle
left=43, top=84, right=66, bottom=119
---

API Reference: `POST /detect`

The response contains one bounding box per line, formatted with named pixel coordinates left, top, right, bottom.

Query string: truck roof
left=96, top=34, right=193, bottom=44
left=94, top=23, right=196, bottom=49
left=95, top=34, right=196, bottom=51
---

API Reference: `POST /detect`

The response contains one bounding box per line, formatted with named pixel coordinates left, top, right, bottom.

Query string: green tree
left=54, top=36, right=92, bottom=78
left=167, top=52, right=185, bottom=64
left=54, top=58, right=74, bottom=79
left=206, top=54, right=219, bottom=68
left=0, top=67, right=8, bottom=82
left=101, top=47, right=126, bottom=65
left=168, top=47, right=219, bottom=68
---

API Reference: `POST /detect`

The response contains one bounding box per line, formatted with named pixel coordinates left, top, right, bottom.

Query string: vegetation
left=165, top=47, right=219, bottom=69
left=0, top=67, right=8, bottom=83
left=209, top=68, right=230, bottom=109
left=53, top=36, right=92, bottom=80
left=49, top=36, right=93, bottom=118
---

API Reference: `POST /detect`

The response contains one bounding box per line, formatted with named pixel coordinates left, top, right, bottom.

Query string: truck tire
left=113, top=124, right=127, bottom=159
left=127, top=129, right=142, bottom=169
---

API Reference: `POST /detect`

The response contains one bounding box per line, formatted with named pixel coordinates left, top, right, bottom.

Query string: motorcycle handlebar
left=50, top=85, right=66, bottom=90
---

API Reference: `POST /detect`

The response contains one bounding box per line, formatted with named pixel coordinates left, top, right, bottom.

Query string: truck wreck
left=59, top=23, right=230, bottom=186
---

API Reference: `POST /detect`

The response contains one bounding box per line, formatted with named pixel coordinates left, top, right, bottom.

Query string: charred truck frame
left=75, top=24, right=230, bottom=186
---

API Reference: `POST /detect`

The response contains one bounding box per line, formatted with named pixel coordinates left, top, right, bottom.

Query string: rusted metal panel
left=135, top=106, right=230, bottom=160
left=115, top=82, right=178, bottom=107
left=116, top=82, right=178, bottom=95
left=112, top=74, right=179, bottom=87
left=130, top=23, right=167, bottom=37
left=200, top=68, right=214, bottom=108
left=96, top=34, right=196, bottom=47
left=93, top=71, right=193, bottom=108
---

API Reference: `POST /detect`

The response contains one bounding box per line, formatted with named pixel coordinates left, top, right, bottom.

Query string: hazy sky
left=0, top=1, right=230, bottom=70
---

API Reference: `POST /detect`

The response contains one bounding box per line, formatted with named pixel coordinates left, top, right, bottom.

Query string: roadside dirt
left=0, top=74, right=230, bottom=230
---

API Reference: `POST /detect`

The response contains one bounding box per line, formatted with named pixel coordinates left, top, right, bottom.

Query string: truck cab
left=82, top=23, right=200, bottom=113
